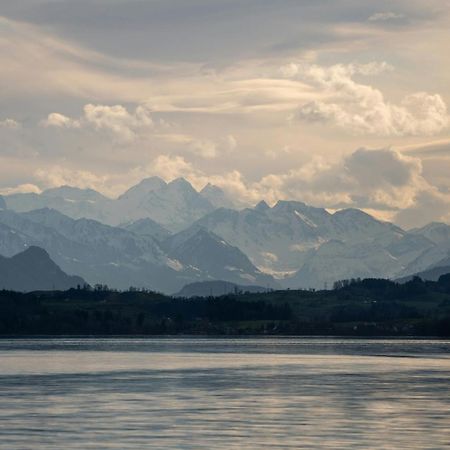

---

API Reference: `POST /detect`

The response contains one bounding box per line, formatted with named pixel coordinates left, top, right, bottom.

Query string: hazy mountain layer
left=3, top=177, right=233, bottom=231
left=190, top=201, right=450, bottom=288
left=0, top=208, right=276, bottom=293
left=2, top=178, right=450, bottom=290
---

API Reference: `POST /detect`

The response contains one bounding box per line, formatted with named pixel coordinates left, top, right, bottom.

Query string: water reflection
left=0, top=338, right=449, bottom=449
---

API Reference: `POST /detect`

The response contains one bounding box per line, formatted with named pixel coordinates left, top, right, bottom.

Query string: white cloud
left=3, top=146, right=448, bottom=228
left=83, top=104, right=153, bottom=141
left=127, top=148, right=429, bottom=215
left=148, top=155, right=196, bottom=182
left=42, top=104, right=154, bottom=142
left=42, top=113, right=80, bottom=128
left=265, top=148, right=424, bottom=210
left=226, top=135, right=237, bottom=151
left=188, top=139, right=217, bottom=159
left=287, top=62, right=449, bottom=136
left=35, top=166, right=108, bottom=191
left=155, top=133, right=218, bottom=159
left=265, top=145, right=294, bottom=160
left=152, top=148, right=449, bottom=228
left=395, top=190, right=450, bottom=229
left=251, top=147, right=450, bottom=228
left=0, top=183, right=41, bottom=195
left=369, top=12, right=405, bottom=22
left=0, top=118, right=21, bottom=129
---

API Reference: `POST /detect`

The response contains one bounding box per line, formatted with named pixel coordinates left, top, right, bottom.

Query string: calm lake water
left=0, top=338, right=449, bottom=449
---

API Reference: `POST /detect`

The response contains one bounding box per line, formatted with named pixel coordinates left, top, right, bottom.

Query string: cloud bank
left=286, top=63, right=449, bottom=136
left=7, top=147, right=445, bottom=229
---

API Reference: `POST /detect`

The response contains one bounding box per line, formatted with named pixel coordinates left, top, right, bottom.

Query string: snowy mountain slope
left=397, top=245, right=450, bottom=278
left=21, top=208, right=166, bottom=266
left=191, top=201, right=406, bottom=275
left=0, top=209, right=186, bottom=292
left=165, top=228, right=278, bottom=288
left=114, top=178, right=216, bottom=231
left=2, top=177, right=449, bottom=290
left=117, top=176, right=167, bottom=204
left=200, top=183, right=235, bottom=209
left=188, top=200, right=450, bottom=288
left=330, top=208, right=404, bottom=245
left=386, top=234, right=437, bottom=268
left=411, top=222, right=450, bottom=249
left=121, top=217, right=171, bottom=242
left=0, top=222, right=31, bottom=257
left=0, top=208, right=276, bottom=292
left=191, top=205, right=321, bottom=275
left=5, top=186, right=116, bottom=224
left=284, top=240, right=404, bottom=289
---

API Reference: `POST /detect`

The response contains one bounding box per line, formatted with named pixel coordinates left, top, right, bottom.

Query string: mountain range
left=1, top=177, right=449, bottom=292
left=3, top=177, right=231, bottom=232
left=0, top=206, right=276, bottom=293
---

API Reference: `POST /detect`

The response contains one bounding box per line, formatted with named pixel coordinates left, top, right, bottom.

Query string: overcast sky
left=1, top=0, right=450, bottom=228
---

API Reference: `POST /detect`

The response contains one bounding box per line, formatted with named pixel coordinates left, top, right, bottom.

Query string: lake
left=0, top=338, right=449, bottom=449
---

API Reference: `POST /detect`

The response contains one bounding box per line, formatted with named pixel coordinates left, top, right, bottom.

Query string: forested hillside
left=1, top=275, right=450, bottom=336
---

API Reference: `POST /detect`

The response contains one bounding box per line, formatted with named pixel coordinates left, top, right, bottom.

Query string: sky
left=1, top=0, right=450, bottom=228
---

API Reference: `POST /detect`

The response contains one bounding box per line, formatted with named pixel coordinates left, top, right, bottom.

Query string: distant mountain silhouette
left=3, top=177, right=234, bottom=231
left=0, top=208, right=278, bottom=293
left=396, top=265, right=450, bottom=283
left=0, top=246, right=86, bottom=291
left=176, top=280, right=269, bottom=297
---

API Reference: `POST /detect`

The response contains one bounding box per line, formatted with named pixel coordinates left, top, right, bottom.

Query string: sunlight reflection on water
left=0, top=338, right=449, bottom=449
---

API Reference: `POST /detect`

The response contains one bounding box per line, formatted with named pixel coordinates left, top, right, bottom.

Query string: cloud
left=402, top=139, right=450, bottom=158
left=133, top=148, right=431, bottom=216
left=42, top=113, right=80, bottom=128
left=157, top=134, right=218, bottom=159
left=287, top=62, right=449, bottom=136
left=368, top=12, right=405, bottom=22
left=0, top=118, right=20, bottom=129
left=181, top=147, right=449, bottom=228
left=226, top=135, right=237, bottom=151
left=252, top=147, right=450, bottom=228
left=340, top=148, right=424, bottom=209
left=1, top=4, right=449, bottom=230
left=188, top=140, right=217, bottom=159
left=0, top=183, right=41, bottom=195
left=145, top=155, right=196, bottom=182
left=42, top=104, right=154, bottom=142
left=83, top=104, right=153, bottom=140
left=3, top=147, right=448, bottom=228
left=395, top=189, right=450, bottom=229
left=35, top=165, right=108, bottom=191
left=122, top=154, right=257, bottom=205
left=255, top=148, right=427, bottom=210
